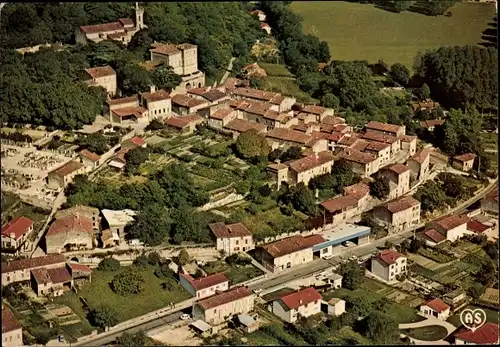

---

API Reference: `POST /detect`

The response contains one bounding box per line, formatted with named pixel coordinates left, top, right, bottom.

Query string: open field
left=291, top=1, right=496, bottom=68
left=263, top=76, right=318, bottom=103
left=447, top=305, right=499, bottom=327
left=200, top=260, right=264, bottom=285
left=259, top=63, right=294, bottom=77
left=401, top=325, right=448, bottom=341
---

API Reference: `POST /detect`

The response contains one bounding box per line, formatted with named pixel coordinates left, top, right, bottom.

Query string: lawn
left=401, top=325, right=448, bottom=341
left=291, top=1, right=496, bottom=69
left=0, top=190, right=20, bottom=215
left=262, top=287, right=296, bottom=303
left=259, top=63, right=294, bottom=77
left=57, top=267, right=191, bottom=323
left=447, top=305, right=500, bottom=327
left=200, top=260, right=264, bottom=285
left=263, top=76, right=319, bottom=103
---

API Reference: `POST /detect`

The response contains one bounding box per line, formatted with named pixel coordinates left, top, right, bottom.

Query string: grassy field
left=291, top=1, right=496, bottom=69
left=402, top=325, right=449, bottom=341
left=259, top=63, right=294, bottom=77
left=200, top=260, right=264, bottom=285
left=447, top=305, right=500, bottom=327
left=263, top=76, right=318, bottom=103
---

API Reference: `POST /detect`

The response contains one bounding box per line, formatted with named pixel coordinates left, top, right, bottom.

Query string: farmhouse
left=420, top=298, right=450, bottom=320
left=165, top=114, right=203, bottom=134
left=2, top=304, right=23, bottom=347
left=373, top=195, right=421, bottom=231
left=207, top=109, right=238, bottom=129
left=452, top=153, right=477, bottom=172
left=209, top=222, right=254, bottom=256
left=371, top=249, right=407, bottom=282
left=84, top=65, right=117, bottom=96
left=31, top=263, right=92, bottom=297
left=1, top=216, right=34, bottom=253
left=271, top=287, right=322, bottom=323
left=179, top=272, right=229, bottom=300
left=428, top=215, right=469, bottom=242
left=47, top=160, right=87, bottom=189
left=140, top=87, right=172, bottom=119
left=45, top=213, right=94, bottom=254
left=54, top=205, right=100, bottom=230
left=336, top=149, right=379, bottom=177
left=1, top=254, right=66, bottom=286
left=454, top=322, right=499, bottom=345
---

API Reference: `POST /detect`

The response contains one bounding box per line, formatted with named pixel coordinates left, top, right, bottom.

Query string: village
left=1, top=2, right=499, bottom=347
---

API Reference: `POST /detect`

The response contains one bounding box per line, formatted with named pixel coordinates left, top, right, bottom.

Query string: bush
left=97, top=258, right=121, bottom=272
left=133, top=255, right=150, bottom=268
left=226, top=253, right=252, bottom=266
left=162, top=278, right=178, bottom=291
left=111, top=269, right=146, bottom=295
left=154, top=265, right=175, bottom=279
left=89, top=305, right=119, bottom=328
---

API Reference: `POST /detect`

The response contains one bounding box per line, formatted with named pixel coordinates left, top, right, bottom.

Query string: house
left=75, top=4, right=145, bottom=45
left=140, top=87, right=172, bottom=119
left=224, top=119, right=267, bottom=139
left=330, top=273, right=343, bottom=289
left=109, top=105, right=149, bottom=125
left=271, top=287, right=322, bottom=323
left=47, top=160, right=87, bottom=190
left=208, top=109, right=238, bottom=129
left=481, top=188, right=498, bottom=215
left=407, top=148, right=431, bottom=181
left=101, top=209, right=136, bottom=244
left=443, top=289, right=466, bottom=306
left=362, top=132, right=401, bottom=157
left=108, top=148, right=130, bottom=170
left=78, top=149, right=101, bottom=169
left=231, top=87, right=296, bottom=113
left=365, top=121, right=405, bottom=138
left=454, top=322, right=499, bottom=345
left=122, top=136, right=147, bottom=150
left=267, top=151, right=334, bottom=187
left=420, top=298, right=450, bottom=320
left=54, top=205, right=100, bottom=230
left=255, top=235, right=323, bottom=273
left=31, top=266, right=73, bottom=297
left=362, top=141, right=391, bottom=166
left=411, top=100, right=440, bottom=113
left=370, top=249, right=407, bottom=282
left=1, top=254, right=67, bottom=286
left=249, top=9, right=267, bottom=22
left=400, top=135, right=417, bottom=156
left=300, top=104, right=334, bottom=123
left=452, top=153, right=477, bottom=172
left=324, top=298, right=346, bottom=317
left=1, top=216, right=34, bottom=253
left=237, top=314, right=260, bottom=333
left=208, top=222, right=254, bottom=256
left=419, top=119, right=445, bottom=131
left=100, top=229, right=119, bottom=248
left=378, top=163, right=411, bottom=200
left=45, top=213, right=94, bottom=254
left=422, top=229, right=447, bottom=247
left=192, top=286, right=254, bottom=326
left=149, top=42, right=205, bottom=93
left=373, top=195, right=421, bottom=231
left=2, top=304, right=23, bottom=347
left=84, top=65, right=117, bottom=96
left=343, top=182, right=371, bottom=210
left=179, top=272, right=229, bottom=300
left=242, top=63, right=267, bottom=78
left=165, top=114, right=203, bottom=134
left=321, top=195, right=359, bottom=226
left=188, top=87, right=229, bottom=105
left=172, top=94, right=209, bottom=115
left=336, top=149, right=379, bottom=177
left=429, top=215, right=469, bottom=242
left=466, top=218, right=493, bottom=237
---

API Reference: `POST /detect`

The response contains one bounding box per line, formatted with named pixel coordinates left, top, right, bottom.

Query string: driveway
left=399, top=314, right=457, bottom=345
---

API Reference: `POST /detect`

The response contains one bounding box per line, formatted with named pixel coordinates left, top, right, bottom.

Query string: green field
left=259, top=63, right=294, bottom=77
left=291, top=1, right=496, bottom=69
left=447, top=305, right=500, bottom=327
left=402, top=325, right=448, bottom=341
left=263, top=76, right=318, bottom=103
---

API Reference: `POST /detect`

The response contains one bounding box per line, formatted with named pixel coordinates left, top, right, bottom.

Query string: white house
left=1, top=216, right=34, bottom=253
left=324, top=298, right=345, bottom=317
left=271, top=287, right=322, bottom=323
left=179, top=272, right=229, bottom=300
left=208, top=222, right=254, bottom=256
left=370, top=249, right=407, bottom=282
left=429, top=215, right=469, bottom=242
left=420, top=298, right=450, bottom=321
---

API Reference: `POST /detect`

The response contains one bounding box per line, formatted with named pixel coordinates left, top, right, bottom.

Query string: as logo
left=460, top=308, right=487, bottom=332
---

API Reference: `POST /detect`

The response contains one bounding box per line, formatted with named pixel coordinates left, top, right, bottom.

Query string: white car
left=323, top=255, right=334, bottom=260
left=253, top=288, right=262, bottom=294
left=180, top=313, right=190, bottom=320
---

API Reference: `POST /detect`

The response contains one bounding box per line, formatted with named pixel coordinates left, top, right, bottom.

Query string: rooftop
left=453, top=153, right=477, bottom=163
left=124, top=136, right=146, bottom=148
left=232, top=87, right=280, bottom=103
left=172, top=94, right=207, bottom=108
left=1, top=216, right=33, bottom=240
left=338, top=149, right=377, bottom=165
left=209, top=222, right=252, bottom=238
left=409, top=148, right=431, bottom=164
left=375, top=249, right=405, bottom=267
left=419, top=119, right=445, bottom=128
left=288, top=151, right=334, bottom=173
left=197, top=286, right=252, bottom=310
left=166, top=115, right=201, bottom=129
left=423, top=298, right=449, bottom=313
left=423, top=229, right=446, bottom=243
left=322, top=116, right=345, bottom=126
left=454, top=322, right=499, bottom=345
left=46, top=214, right=94, bottom=236
left=343, top=182, right=370, bottom=201
left=101, top=209, right=136, bottom=227
left=111, top=106, right=148, bottom=118
left=401, top=135, right=417, bottom=143
left=2, top=304, right=22, bottom=333
left=202, top=89, right=227, bottom=102
left=466, top=219, right=489, bottom=234
left=266, top=128, right=310, bottom=145
left=31, top=267, right=52, bottom=285
left=85, top=65, right=116, bottom=79
left=1, top=254, right=66, bottom=274
left=321, top=195, right=358, bottom=214
left=366, top=121, right=404, bottom=134
left=79, top=149, right=101, bottom=162
left=151, top=43, right=181, bottom=55
left=302, top=105, right=326, bottom=115
left=106, top=95, right=139, bottom=106
left=382, top=195, right=420, bottom=214
left=363, top=140, right=390, bottom=152
left=279, top=287, right=322, bottom=311
left=362, top=131, right=400, bottom=144
left=261, top=235, right=325, bottom=258
left=483, top=188, right=498, bottom=203
left=210, top=109, right=234, bottom=120
left=141, top=89, right=171, bottom=102
left=433, top=215, right=469, bottom=232
left=180, top=272, right=229, bottom=291
left=50, top=160, right=85, bottom=178
left=384, top=163, right=410, bottom=175
left=80, top=22, right=124, bottom=34
left=225, top=119, right=266, bottom=134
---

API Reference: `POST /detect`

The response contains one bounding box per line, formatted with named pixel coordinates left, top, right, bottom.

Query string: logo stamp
left=460, top=308, right=487, bottom=332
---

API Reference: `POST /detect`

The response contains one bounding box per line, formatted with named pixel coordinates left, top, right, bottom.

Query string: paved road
left=399, top=315, right=456, bottom=345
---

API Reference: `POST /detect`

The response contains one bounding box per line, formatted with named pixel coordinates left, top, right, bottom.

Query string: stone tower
left=135, top=2, right=145, bottom=30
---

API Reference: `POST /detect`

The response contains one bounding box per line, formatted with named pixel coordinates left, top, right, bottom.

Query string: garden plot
left=145, top=134, right=168, bottom=145
left=408, top=254, right=440, bottom=270
left=439, top=240, right=482, bottom=259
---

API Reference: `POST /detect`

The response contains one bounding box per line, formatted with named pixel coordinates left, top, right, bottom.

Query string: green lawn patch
left=401, top=325, right=448, bottom=341
left=418, top=248, right=454, bottom=264
left=201, top=260, right=264, bottom=285
left=448, top=305, right=500, bottom=327
left=263, top=76, right=318, bottom=103
left=262, top=287, right=296, bottom=303
left=259, top=63, right=294, bottom=77
left=410, top=263, right=438, bottom=279
left=291, top=1, right=496, bottom=69
left=481, top=132, right=498, bottom=149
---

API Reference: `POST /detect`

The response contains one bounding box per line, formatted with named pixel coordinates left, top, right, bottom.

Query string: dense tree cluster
left=89, top=305, right=119, bottom=328
left=235, top=129, right=270, bottom=159
left=111, top=269, right=146, bottom=295
left=309, top=159, right=362, bottom=199
left=414, top=46, right=498, bottom=110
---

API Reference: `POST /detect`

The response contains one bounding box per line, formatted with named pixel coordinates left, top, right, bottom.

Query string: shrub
left=97, top=258, right=121, bottom=272
left=111, top=269, right=146, bottom=295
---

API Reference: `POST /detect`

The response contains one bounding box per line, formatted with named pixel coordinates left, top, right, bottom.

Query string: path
left=220, top=57, right=236, bottom=85
left=399, top=314, right=457, bottom=345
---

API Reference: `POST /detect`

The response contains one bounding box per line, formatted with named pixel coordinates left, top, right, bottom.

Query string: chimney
left=150, top=85, right=156, bottom=94
left=299, top=299, right=303, bottom=305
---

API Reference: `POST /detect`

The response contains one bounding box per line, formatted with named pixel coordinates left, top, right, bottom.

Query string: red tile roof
left=423, top=298, right=449, bottom=313
left=419, top=119, right=445, bottom=128
left=261, top=235, right=323, bottom=258
left=197, top=286, right=252, bottom=310
left=366, top=121, right=403, bottom=134
left=401, top=135, right=417, bottom=143
left=409, top=148, right=431, bottom=164
left=288, top=151, right=334, bottom=173
left=302, top=105, right=326, bottom=115
left=467, top=220, right=490, bottom=234
left=266, top=128, right=310, bottom=145
left=111, top=106, right=147, bottom=118
left=351, top=139, right=370, bottom=151
left=433, top=215, right=469, bottom=232
left=484, top=188, right=499, bottom=204
left=362, top=131, right=400, bottom=144
left=125, top=137, right=146, bottom=147
left=106, top=95, right=139, bottom=106
left=85, top=66, right=116, bottom=79
left=166, top=116, right=192, bottom=129
left=172, top=94, right=207, bottom=108
left=260, top=22, right=271, bottom=29
left=79, top=149, right=101, bottom=162
left=454, top=322, right=499, bottom=345
left=232, top=87, right=280, bottom=102
left=303, top=234, right=326, bottom=245
left=453, top=153, right=477, bottom=163
left=209, top=222, right=252, bottom=238
left=363, top=140, right=390, bottom=152
left=2, top=305, right=22, bottom=333
left=203, top=90, right=227, bottom=102
left=31, top=267, right=52, bottom=284
left=141, top=90, right=170, bottom=102
left=225, top=119, right=266, bottom=134
left=210, top=109, right=234, bottom=120
left=1, top=216, right=33, bottom=240
left=47, top=267, right=72, bottom=284
left=384, top=163, right=410, bottom=175
left=376, top=249, right=405, bottom=266
left=328, top=131, right=345, bottom=142
left=321, top=195, right=358, bottom=214
left=1, top=254, right=66, bottom=274
left=68, top=263, right=92, bottom=273
left=322, top=116, right=345, bottom=126
left=338, top=149, right=377, bottom=165
left=383, top=195, right=420, bottom=214
left=344, top=182, right=370, bottom=201
left=119, top=18, right=134, bottom=27
left=80, top=22, right=124, bottom=34
left=279, top=287, right=322, bottom=310
left=47, top=214, right=94, bottom=236
left=423, top=229, right=446, bottom=243
left=333, top=124, right=349, bottom=133
left=180, top=272, right=229, bottom=291
left=151, top=43, right=181, bottom=56
left=50, top=160, right=85, bottom=178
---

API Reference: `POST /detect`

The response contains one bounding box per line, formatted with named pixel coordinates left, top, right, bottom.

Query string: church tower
left=135, top=2, right=145, bottom=30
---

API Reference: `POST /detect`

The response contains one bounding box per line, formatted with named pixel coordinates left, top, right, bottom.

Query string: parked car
left=324, top=255, right=334, bottom=260
left=253, top=288, right=262, bottom=295
left=180, top=313, right=190, bottom=320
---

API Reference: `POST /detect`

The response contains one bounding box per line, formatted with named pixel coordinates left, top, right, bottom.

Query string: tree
left=178, top=249, right=190, bottom=265
left=124, top=146, right=151, bottom=175
left=133, top=254, right=150, bottom=268
left=147, top=251, right=161, bottom=265
left=415, top=181, right=450, bottom=213
left=369, top=177, right=390, bottom=200
left=320, top=93, right=340, bottom=109
left=414, top=83, right=431, bottom=101
left=331, top=159, right=361, bottom=193
left=409, top=238, right=423, bottom=253
left=151, top=62, right=182, bottom=92
left=467, top=283, right=484, bottom=300
left=111, top=269, right=146, bottom=295
left=337, top=260, right=364, bottom=290
left=360, top=311, right=399, bottom=344
left=389, top=63, right=410, bottom=86
left=128, top=204, right=172, bottom=246
left=116, top=332, right=146, bottom=347
left=79, top=132, right=109, bottom=155
left=89, top=305, right=119, bottom=328
left=169, top=206, right=211, bottom=244
left=162, top=278, right=178, bottom=291
left=235, top=129, right=270, bottom=159
left=440, top=174, right=467, bottom=199
left=97, top=258, right=121, bottom=272
left=154, top=265, right=175, bottom=279
left=280, top=146, right=302, bottom=162
left=117, top=62, right=152, bottom=96
left=392, top=0, right=413, bottom=12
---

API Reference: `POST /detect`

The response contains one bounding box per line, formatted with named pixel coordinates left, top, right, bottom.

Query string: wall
left=197, top=193, right=245, bottom=212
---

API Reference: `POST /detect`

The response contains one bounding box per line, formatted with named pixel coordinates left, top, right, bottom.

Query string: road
left=219, top=57, right=236, bottom=85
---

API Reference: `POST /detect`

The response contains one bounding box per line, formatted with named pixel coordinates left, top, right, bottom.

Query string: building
left=266, top=128, right=328, bottom=153
left=45, top=214, right=94, bottom=254
left=443, top=289, right=466, bottom=307
left=361, top=131, right=401, bottom=158
left=192, top=286, right=254, bottom=326
left=249, top=9, right=267, bottom=22
left=208, top=222, right=254, bottom=256
left=299, top=104, right=334, bottom=123
left=400, top=135, right=417, bottom=156
left=171, top=94, right=209, bottom=115
left=365, top=121, right=405, bottom=138
left=324, top=298, right=346, bottom=317
left=420, top=298, right=450, bottom=320
left=78, top=149, right=101, bottom=169
left=237, top=314, right=260, bottom=333
left=321, top=195, right=359, bottom=226
left=31, top=266, right=73, bottom=297
left=1, top=254, right=66, bottom=286
left=271, top=287, right=322, bottom=323
left=454, top=322, right=499, bottom=345
left=362, top=141, right=391, bottom=166
left=336, top=149, right=379, bottom=177
left=101, top=209, right=136, bottom=244
left=343, top=182, right=371, bottom=210
left=140, top=87, right=172, bottom=119
left=1, top=216, right=34, bottom=253
left=76, top=4, right=145, bottom=45
left=224, top=119, right=267, bottom=139
left=373, top=195, right=421, bottom=231
left=100, top=229, right=119, bottom=248
left=407, top=148, right=431, bottom=182
left=255, top=235, right=324, bottom=273
left=412, top=100, right=440, bottom=113
left=419, top=119, right=445, bottom=131
left=428, top=215, right=469, bottom=242
left=481, top=188, right=499, bottom=215
left=207, top=109, right=238, bottom=129
left=260, top=22, right=271, bottom=35
left=54, top=206, right=100, bottom=230
left=2, top=304, right=23, bottom=347
left=231, top=87, right=295, bottom=113
left=84, top=66, right=117, bottom=96
left=370, top=249, right=407, bottom=282
left=47, top=160, right=87, bottom=189
left=188, top=87, right=229, bottom=105
left=150, top=42, right=205, bottom=93
left=452, top=153, right=477, bottom=172
left=311, top=224, right=370, bottom=258
left=422, top=228, right=447, bottom=247
left=378, top=163, right=411, bottom=200
left=179, top=272, right=229, bottom=300
left=165, top=114, right=203, bottom=134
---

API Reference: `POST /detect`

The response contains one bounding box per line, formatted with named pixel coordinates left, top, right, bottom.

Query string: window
left=235, top=240, right=239, bottom=245
left=214, top=309, right=217, bottom=313
left=305, top=303, right=308, bottom=308
left=245, top=239, right=248, bottom=244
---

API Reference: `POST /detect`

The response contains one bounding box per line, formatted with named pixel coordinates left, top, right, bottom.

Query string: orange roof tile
left=383, top=195, right=420, bottom=214
left=197, top=286, right=252, bottom=310
left=288, top=151, right=334, bottom=173
left=180, top=272, right=229, bottom=291
left=1, top=216, right=33, bottom=240
left=279, top=287, right=322, bottom=310
left=261, top=235, right=323, bottom=258
left=453, top=153, right=477, bottom=163
left=85, top=66, right=116, bottom=79
left=50, top=161, right=85, bottom=178
left=209, top=222, right=252, bottom=238
left=321, top=195, right=358, bottom=213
